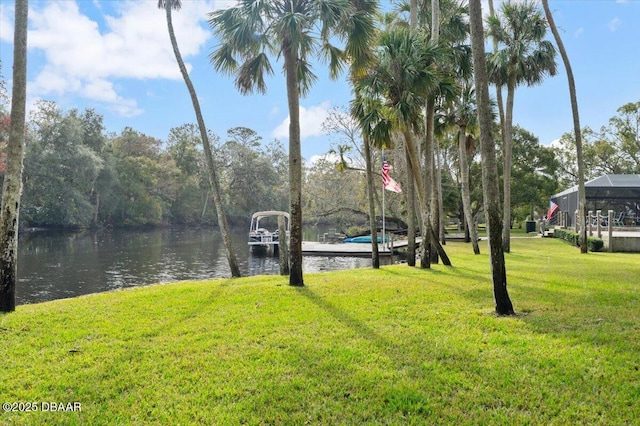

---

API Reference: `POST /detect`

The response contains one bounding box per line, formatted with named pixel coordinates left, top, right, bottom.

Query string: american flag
left=547, top=200, right=559, bottom=220
left=382, top=160, right=402, bottom=193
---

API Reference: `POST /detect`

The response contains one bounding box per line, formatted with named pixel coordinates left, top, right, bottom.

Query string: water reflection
left=17, top=227, right=389, bottom=305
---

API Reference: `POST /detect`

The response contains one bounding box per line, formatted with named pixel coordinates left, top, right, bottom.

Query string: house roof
left=552, top=174, right=640, bottom=198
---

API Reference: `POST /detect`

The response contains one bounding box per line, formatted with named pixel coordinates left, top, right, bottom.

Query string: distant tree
left=486, top=0, right=557, bottom=252
left=211, top=0, right=372, bottom=286
left=0, top=0, right=28, bottom=312
left=110, top=128, right=165, bottom=225
left=219, top=127, right=285, bottom=219
left=510, top=126, right=560, bottom=221
left=166, top=124, right=209, bottom=224
left=469, top=0, right=515, bottom=315
left=608, top=101, right=640, bottom=171
left=22, top=107, right=105, bottom=227
left=158, top=0, right=240, bottom=277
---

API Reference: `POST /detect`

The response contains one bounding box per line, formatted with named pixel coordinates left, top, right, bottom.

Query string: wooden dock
left=301, top=238, right=415, bottom=257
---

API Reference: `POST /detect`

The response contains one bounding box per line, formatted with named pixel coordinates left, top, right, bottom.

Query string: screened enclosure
left=550, top=174, right=640, bottom=227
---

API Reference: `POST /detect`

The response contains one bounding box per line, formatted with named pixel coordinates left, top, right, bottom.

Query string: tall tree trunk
left=427, top=0, right=443, bottom=264
left=425, top=99, right=438, bottom=265
left=404, top=149, right=416, bottom=267
left=0, top=0, right=28, bottom=313
left=488, top=0, right=507, bottom=139
left=542, top=0, right=587, bottom=253
left=403, top=129, right=451, bottom=267
left=435, top=139, right=446, bottom=245
left=458, top=127, right=480, bottom=254
left=488, top=0, right=508, bottom=253
left=283, top=42, right=304, bottom=286
left=502, top=80, right=515, bottom=253
left=469, top=0, right=515, bottom=315
left=165, top=6, right=241, bottom=277
left=363, top=135, right=380, bottom=268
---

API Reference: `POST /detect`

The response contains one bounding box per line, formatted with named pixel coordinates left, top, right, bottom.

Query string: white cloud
left=574, top=27, right=584, bottom=38
left=0, top=3, right=14, bottom=43
left=307, top=153, right=339, bottom=167
left=13, top=0, right=217, bottom=117
left=271, top=101, right=332, bottom=140
left=549, top=138, right=562, bottom=148
left=609, top=17, right=621, bottom=32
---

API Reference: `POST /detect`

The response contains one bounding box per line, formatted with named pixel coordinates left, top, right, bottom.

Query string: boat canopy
left=251, top=211, right=290, bottom=221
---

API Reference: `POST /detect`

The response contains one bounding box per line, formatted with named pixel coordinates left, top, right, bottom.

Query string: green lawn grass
left=1, top=238, right=639, bottom=425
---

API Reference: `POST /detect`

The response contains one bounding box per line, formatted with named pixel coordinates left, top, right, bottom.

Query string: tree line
left=0, top=100, right=289, bottom=229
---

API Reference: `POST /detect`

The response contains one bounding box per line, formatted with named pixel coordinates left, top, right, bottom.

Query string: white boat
left=248, top=211, right=290, bottom=252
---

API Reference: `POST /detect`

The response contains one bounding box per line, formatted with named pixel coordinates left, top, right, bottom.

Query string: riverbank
left=2, top=238, right=638, bottom=424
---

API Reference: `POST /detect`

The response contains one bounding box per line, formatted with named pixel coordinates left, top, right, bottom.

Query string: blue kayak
left=343, top=235, right=387, bottom=243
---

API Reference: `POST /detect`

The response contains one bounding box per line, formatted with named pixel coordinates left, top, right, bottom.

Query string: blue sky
left=1, top=0, right=639, bottom=163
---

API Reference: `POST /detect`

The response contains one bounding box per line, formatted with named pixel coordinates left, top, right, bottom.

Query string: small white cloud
left=609, top=17, right=621, bottom=32
left=269, top=105, right=280, bottom=116
left=549, top=138, right=562, bottom=148
left=306, top=152, right=343, bottom=167
left=272, top=101, right=332, bottom=140
left=574, top=27, right=584, bottom=38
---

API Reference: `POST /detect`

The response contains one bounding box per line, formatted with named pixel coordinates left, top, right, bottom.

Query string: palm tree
left=349, top=0, right=381, bottom=268
left=0, top=0, right=28, bottom=312
left=448, top=83, right=481, bottom=254
left=350, top=94, right=394, bottom=268
left=486, top=0, right=557, bottom=253
left=487, top=0, right=506, bottom=143
left=355, top=27, right=452, bottom=268
left=541, top=0, right=587, bottom=253
left=469, top=0, right=515, bottom=315
left=158, top=0, right=241, bottom=278
left=210, top=0, right=370, bottom=286
left=405, top=0, right=467, bottom=265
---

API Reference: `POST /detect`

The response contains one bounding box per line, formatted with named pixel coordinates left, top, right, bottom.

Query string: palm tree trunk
left=283, top=41, right=304, bottom=286
left=469, top=0, right=515, bottom=315
left=488, top=0, right=506, bottom=139
left=425, top=99, right=438, bottom=265
left=363, top=135, right=380, bottom=268
left=542, top=0, right=587, bottom=253
left=403, top=128, right=451, bottom=267
left=403, top=129, right=430, bottom=268
left=404, top=149, right=416, bottom=266
left=165, top=5, right=241, bottom=277
left=0, top=0, right=28, bottom=313
left=458, top=127, right=480, bottom=254
left=502, top=80, right=515, bottom=253
left=435, top=139, right=446, bottom=245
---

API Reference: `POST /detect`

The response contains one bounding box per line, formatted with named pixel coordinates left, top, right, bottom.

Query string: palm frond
left=157, top=0, right=181, bottom=11
left=321, top=42, right=346, bottom=80
left=209, top=43, right=239, bottom=74
left=235, top=53, right=274, bottom=94
left=297, top=59, right=318, bottom=97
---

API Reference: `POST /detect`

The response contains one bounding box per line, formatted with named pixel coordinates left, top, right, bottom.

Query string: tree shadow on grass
left=294, top=286, right=393, bottom=352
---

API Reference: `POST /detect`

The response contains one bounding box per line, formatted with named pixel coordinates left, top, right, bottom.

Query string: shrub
left=554, top=228, right=604, bottom=252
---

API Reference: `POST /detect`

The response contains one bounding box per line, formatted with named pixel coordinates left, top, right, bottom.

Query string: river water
left=16, top=227, right=381, bottom=305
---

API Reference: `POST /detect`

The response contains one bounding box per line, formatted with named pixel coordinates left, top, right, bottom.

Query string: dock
left=301, top=238, right=415, bottom=257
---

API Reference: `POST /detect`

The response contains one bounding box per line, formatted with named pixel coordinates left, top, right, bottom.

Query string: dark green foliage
left=15, top=102, right=287, bottom=229
left=554, top=228, right=604, bottom=252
